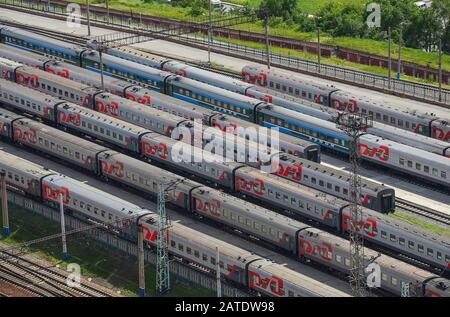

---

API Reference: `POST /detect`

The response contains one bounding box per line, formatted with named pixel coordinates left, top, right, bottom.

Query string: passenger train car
left=95, top=46, right=450, bottom=154
left=0, top=150, right=353, bottom=297
left=0, top=43, right=319, bottom=163
left=242, top=65, right=450, bottom=142
left=0, top=27, right=447, bottom=187
left=0, top=115, right=448, bottom=297
left=0, top=61, right=395, bottom=213
left=0, top=82, right=448, bottom=271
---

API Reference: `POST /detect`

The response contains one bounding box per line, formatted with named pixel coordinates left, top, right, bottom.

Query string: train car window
left=383, top=115, right=388, bottom=122
left=432, top=168, right=438, bottom=176
left=399, top=158, right=405, bottom=165
left=58, top=89, right=63, bottom=96
left=336, top=255, right=342, bottom=263
left=289, top=87, right=293, bottom=94
left=381, top=231, right=387, bottom=239
left=304, top=175, right=309, bottom=180
left=427, top=248, right=434, bottom=257
left=327, top=183, right=332, bottom=190
left=407, top=161, right=413, bottom=168
left=343, top=188, right=348, bottom=195
left=75, top=152, right=80, bottom=159
left=210, top=257, right=216, bottom=265
left=254, top=222, right=261, bottom=230
left=238, top=216, right=245, bottom=224
left=391, top=117, right=396, bottom=124
left=186, top=247, right=192, bottom=254
left=311, top=177, right=316, bottom=184
left=269, top=228, right=276, bottom=237
left=399, top=237, right=405, bottom=246
left=246, top=219, right=251, bottom=227
left=53, top=87, right=57, bottom=94
left=178, top=244, right=184, bottom=251
left=295, top=89, right=299, bottom=96
left=302, top=91, right=306, bottom=97
left=319, top=180, right=324, bottom=187
left=416, top=163, right=421, bottom=170
left=171, top=240, right=176, bottom=247
left=391, top=277, right=398, bottom=286
left=308, top=93, right=312, bottom=99
left=45, top=140, right=49, bottom=147
left=445, top=255, right=450, bottom=263
left=276, top=83, right=280, bottom=90
left=381, top=273, right=388, bottom=281
left=261, top=225, right=267, bottom=234
left=441, top=171, right=446, bottom=179
left=219, top=261, right=224, bottom=269
left=424, top=166, right=429, bottom=173
left=81, top=121, right=86, bottom=127
left=93, top=125, right=98, bottom=132
left=344, top=258, right=351, bottom=267
left=418, top=244, right=424, bottom=253
left=202, top=254, right=208, bottom=262
left=376, top=113, right=381, bottom=120
left=87, top=123, right=92, bottom=130
left=398, top=119, right=403, bottom=127
left=38, top=137, right=43, bottom=145
left=390, top=234, right=396, bottom=242
left=361, top=108, right=367, bottom=114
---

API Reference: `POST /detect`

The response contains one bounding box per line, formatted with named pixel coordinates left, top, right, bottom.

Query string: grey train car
left=0, top=142, right=448, bottom=297
left=3, top=84, right=449, bottom=272
left=0, top=150, right=350, bottom=297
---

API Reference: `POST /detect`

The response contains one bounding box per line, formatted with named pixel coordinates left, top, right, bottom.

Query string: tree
left=257, top=0, right=298, bottom=21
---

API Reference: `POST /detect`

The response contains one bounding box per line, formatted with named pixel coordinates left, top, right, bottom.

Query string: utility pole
left=86, top=0, right=91, bottom=37
left=105, top=0, right=110, bottom=23
left=317, top=26, right=321, bottom=74
left=264, top=15, right=270, bottom=70
left=337, top=113, right=373, bottom=297
left=397, top=23, right=403, bottom=80
left=388, top=26, right=392, bottom=89
left=156, top=184, right=170, bottom=296
left=438, top=38, right=442, bottom=102
left=216, top=247, right=222, bottom=297
left=137, top=223, right=145, bottom=297
left=1, top=171, right=9, bottom=237
left=208, top=0, right=212, bottom=68
left=59, top=193, right=68, bottom=261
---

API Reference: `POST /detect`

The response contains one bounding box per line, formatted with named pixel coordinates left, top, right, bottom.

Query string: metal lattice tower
left=337, top=112, right=373, bottom=297
left=156, top=183, right=170, bottom=296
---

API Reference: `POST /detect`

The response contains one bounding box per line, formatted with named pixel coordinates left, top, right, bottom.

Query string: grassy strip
left=0, top=202, right=213, bottom=297
left=391, top=210, right=450, bottom=238
left=213, top=35, right=450, bottom=88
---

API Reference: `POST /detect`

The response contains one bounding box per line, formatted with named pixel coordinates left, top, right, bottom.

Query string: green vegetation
left=0, top=202, right=213, bottom=297
left=391, top=210, right=450, bottom=237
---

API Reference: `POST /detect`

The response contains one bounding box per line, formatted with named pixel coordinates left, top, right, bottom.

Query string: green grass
left=391, top=210, right=450, bottom=237
left=214, top=35, right=450, bottom=88
left=0, top=202, right=213, bottom=297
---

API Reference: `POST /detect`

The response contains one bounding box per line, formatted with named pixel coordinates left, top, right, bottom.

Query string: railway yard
left=0, top=3, right=449, bottom=299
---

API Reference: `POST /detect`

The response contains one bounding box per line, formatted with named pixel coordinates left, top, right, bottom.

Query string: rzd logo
left=46, top=67, right=70, bottom=78
left=331, top=98, right=358, bottom=113
left=193, top=196, right=221, bottom=217
left=235, top=176, right=265, bottom=196
left=248, top=271, right=284, bottom=297
left=358, top=144, right=389, bottom=161
left=100, top=160, right=124, bottom=178
left=141, top=141, right=168, bottom=159
left=125, top=93, right=151, bottom=105
left=342, top=214, right=378, bottom=238
left=14, top=127, right=37, bottom=144
left=59, top=111, right=81, bottom=126
left=43, top=184, right=70, bottom=205
left=242, top=71, right=267, bottom=87
left=274, top=162, right=302, bottom=181
left=96, top=100, right=119, bottom=117
left=142, top=225, right=158, bottom=242
left=432, top=127, right=450, bottom=142
left=16, top=72, right=39, bottom=88
left=299, top=239, right=333, bottom=261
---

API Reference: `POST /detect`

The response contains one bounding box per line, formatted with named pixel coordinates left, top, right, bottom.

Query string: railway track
left=395, top=198, right=450, bottom=227
left=0, top=250, right=114, bottom=297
